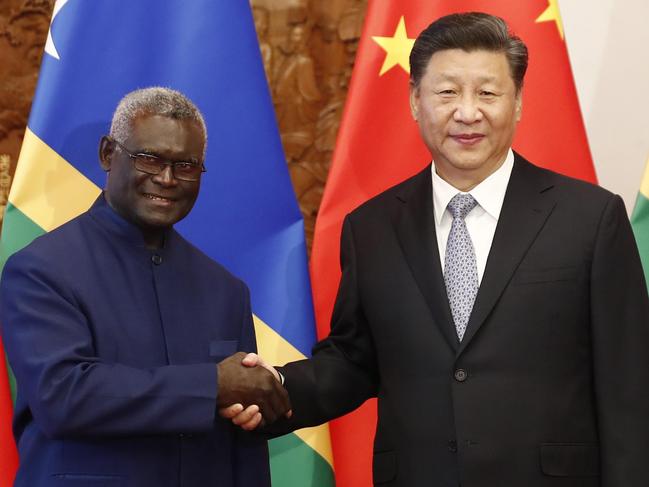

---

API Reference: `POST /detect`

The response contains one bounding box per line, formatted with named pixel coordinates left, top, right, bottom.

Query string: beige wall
left=562, top=0, right=649, bottom=213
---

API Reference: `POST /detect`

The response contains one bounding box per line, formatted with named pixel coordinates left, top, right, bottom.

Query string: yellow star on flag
left=536, top=0, right=565, bottom=40
left=372, top=16, right=415, bottom=76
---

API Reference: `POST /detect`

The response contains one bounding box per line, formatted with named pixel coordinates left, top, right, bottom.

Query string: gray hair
left=109, top=87, right=207, bottom=157
left=410, top=12, right=528, bottom=92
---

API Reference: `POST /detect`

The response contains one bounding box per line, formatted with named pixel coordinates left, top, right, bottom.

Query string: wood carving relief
left=251, top=0, right=367, bottom=249
left=0, top=155, right=12, bottom=222
left=0, top=0, right=53, bottom=229
left=0, top=0, right=368, bottom=251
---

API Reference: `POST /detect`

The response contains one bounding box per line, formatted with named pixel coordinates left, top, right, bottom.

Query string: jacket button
left=448, top=440, right=457, bottom=452
left=454, top=369, right=468, bottom=382
left=152, top=254, right=163, bottom=265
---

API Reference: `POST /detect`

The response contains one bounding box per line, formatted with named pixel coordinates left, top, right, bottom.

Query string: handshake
left=216, top=352, right=289, bottom=430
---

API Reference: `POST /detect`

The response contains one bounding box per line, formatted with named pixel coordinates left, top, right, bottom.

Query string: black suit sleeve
left=276, top=215, right=379, bottom=431
left=590, top=194, right=649, bottom=486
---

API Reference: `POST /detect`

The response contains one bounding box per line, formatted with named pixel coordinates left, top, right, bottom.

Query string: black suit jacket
left=279, top=154, right=649, bottom=486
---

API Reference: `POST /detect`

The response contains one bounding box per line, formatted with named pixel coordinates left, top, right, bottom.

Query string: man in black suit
left=224, top=12, right=649, bottom=486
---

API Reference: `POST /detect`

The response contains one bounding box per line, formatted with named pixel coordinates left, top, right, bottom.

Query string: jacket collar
left=393, top=153, right=557, bottom=354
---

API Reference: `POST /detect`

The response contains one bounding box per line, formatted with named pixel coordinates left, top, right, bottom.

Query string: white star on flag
left=45, top=0, right=70, bottom=60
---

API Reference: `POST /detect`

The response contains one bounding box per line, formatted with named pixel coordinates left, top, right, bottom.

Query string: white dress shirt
left=432, top=149, right=514, bottom=285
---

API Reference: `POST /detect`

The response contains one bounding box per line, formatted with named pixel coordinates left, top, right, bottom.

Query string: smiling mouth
left=143, top=193, right=175, bottom=203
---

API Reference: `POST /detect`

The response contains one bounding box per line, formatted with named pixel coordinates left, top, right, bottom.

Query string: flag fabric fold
left=0, top=1, right=332, bottom=486
left=311, top=1, right=596, bottom=485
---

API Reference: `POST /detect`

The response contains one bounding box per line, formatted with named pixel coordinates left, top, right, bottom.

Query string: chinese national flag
left=310, top=1, right=595, bottom=485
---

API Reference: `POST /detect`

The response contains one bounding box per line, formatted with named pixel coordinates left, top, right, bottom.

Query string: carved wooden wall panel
left=251, top=0, right=366, bottom=250
left=0, top=0, right=368, bottom=252
left=0, top=0, right=54, bottom=229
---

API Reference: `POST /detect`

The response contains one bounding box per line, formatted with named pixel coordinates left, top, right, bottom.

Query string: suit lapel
left=457, top=155, right=556, bottom=354
left=394, top=166, right=459, bottom=352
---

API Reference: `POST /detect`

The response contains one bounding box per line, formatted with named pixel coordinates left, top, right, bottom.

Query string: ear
left=99, top=136, right=115, bottom=172
left=409, top=81, right=419, bottom=122
left=515, top=90, right=523, bottom=122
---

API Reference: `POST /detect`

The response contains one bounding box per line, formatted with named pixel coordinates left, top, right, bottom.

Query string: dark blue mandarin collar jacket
left=0, top=194, right=270, bottom=487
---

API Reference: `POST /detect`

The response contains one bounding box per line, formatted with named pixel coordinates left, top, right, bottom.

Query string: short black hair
left=409, top=12, right=528, bottom=91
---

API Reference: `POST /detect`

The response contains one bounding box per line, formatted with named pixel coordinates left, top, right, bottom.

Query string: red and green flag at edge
left=0, top=343, right=17, bottom=486
left=631, top=158, right=649, bottom=293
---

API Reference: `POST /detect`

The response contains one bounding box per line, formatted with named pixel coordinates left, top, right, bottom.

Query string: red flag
left=310, top=1, right=595, bottom=485
left=0, top=338, right=18, bottom=487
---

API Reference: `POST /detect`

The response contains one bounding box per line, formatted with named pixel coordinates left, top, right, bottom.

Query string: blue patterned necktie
left=444, top=193, right=479, bottom=341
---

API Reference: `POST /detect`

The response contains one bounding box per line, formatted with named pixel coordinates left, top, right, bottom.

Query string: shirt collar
left=431, top=149, right=514, bottom=224
left=88, top=192, right=172, bottom=251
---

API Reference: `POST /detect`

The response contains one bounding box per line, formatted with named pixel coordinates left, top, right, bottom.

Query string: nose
left=151, top=164, right=178, bottom=187
left=453, top=95, right=483, bottom=124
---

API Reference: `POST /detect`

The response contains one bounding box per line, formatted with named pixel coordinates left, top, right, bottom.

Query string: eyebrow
left=435, top=73, right=500, bottom=83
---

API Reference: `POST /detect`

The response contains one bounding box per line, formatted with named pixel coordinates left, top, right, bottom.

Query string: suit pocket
left=540, top=443, right=599, bottom=477
left=209, top=339, right=238, bottom=360
left=513, top=266, right=578, bottom=284
left=373, top=450, right=397, bottom=484
left=52, top=473, right=124, bottom=486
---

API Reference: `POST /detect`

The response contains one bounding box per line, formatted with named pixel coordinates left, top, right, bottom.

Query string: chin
left=136, top=212, right=178, bottom=229
left=446, top=157, right=488, bottom=172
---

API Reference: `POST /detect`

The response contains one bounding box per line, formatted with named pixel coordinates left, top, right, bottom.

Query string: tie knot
left=447, top=193, right=477, bottom=219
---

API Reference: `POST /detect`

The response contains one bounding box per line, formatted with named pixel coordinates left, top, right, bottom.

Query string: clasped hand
left=217, top=352, right=290, bottom=429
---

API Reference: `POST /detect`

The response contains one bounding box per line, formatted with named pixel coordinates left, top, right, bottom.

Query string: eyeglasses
left=112, top=138, right=206, bottom=182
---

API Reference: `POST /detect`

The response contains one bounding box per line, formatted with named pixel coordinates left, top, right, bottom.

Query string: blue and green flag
left=0, top=1, right=333, bottom=485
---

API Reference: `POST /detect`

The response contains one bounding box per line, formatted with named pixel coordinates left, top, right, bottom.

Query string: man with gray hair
left=0, top=86, right=290, bottom=486
left=224, top=12, right=649, bottom=486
